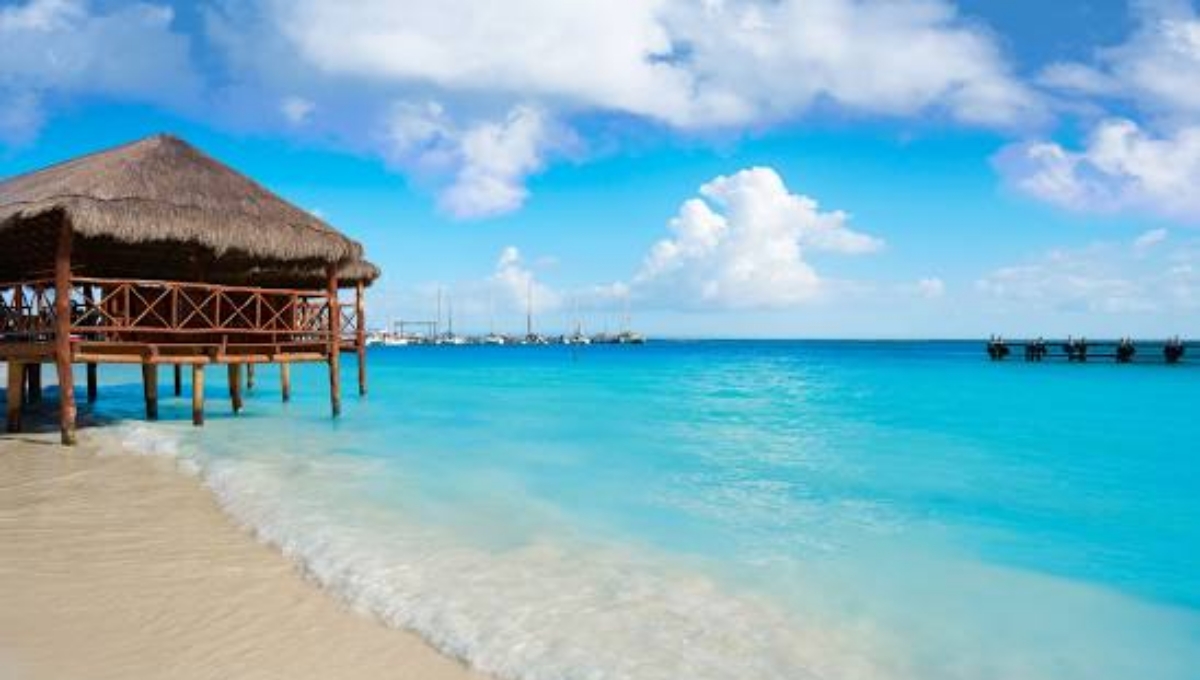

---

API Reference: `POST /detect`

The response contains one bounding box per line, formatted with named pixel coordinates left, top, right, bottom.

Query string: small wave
left=84, top=421, right=1200, bottom=680
left=87, top=423, right=896, bottom=680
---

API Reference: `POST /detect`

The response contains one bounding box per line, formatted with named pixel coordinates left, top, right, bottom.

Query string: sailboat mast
left=623, top=293, right=631, bottom=334
left=489, top=291, right=495, bottom=335
left=526, top=280, right=533, bottom=337
left=436, top=287, right=443, bottom=337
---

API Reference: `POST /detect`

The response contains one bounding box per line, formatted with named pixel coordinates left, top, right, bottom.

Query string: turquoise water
left=86, top=342, right=1199, bottom=679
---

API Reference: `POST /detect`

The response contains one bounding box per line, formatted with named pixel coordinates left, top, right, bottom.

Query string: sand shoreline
left=0, top=432, right=485, bottom=680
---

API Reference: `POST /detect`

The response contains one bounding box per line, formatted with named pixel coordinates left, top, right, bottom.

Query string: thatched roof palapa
left=0, top=134, right=377, bottom=288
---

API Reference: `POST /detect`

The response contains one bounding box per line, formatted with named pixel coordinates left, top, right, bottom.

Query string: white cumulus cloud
left=490, top=246, right=562, bottom=316
left=0, top=0, right=198, bottom=145
left=191, top=0, right=1042, bottom=215
left=266, top=0, right=1037, bottom=129
left=631, top=167, right=883, bottom=309
left=383, top=103, right=561, bottom=219
left=995, top=118, right=1200, bottom=223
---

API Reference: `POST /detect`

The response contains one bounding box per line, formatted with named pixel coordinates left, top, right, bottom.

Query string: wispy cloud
left=976, top=231, right=1200, bottom=315
left=995, top=118, right=1200, bottom=223
left=1038, top=0, right=1200, bottom=122
left=195, top=0, right=1040, bottom=217
left=0, top=0, right=199, bottom=145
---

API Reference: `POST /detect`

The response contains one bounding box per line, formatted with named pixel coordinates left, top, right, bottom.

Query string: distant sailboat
left=439, top=292, right=465, bottom=345
left=523, top=280, right=548, bottom=345
left=484, top=291, right=506, bottom=345
left=616, top=293, right=645, bottom=344
left=564, top=297, right=591, bottom=345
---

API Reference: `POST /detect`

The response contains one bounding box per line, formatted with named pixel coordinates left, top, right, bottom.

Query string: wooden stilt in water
left=356, top=281, right=367, bottom=396
left=327, top=266, right=342, bottom=417
left=6, top=361, right=23, bottom=433
left=54, top=222, right=76, bottom=445
left=84, top=285, right=97, bottom=405
left=280, top=362, right=292, bottom=403
left=173, top=364, right=182, bottom=397
left=24, top=363, right=42, bottom=405
left=142, top=363, right=159, bottom=420
left=228, top=364, right=243, bottom=413
left=86, top=363, right=98, bottom=403
left=247, top=363, right=255, bottom=391
left=192, top=365, right=205, bottom=426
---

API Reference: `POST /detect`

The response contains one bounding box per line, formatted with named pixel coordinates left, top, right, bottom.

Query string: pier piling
left=86, top=363, right=98, bottom=403
left=54, top=222, right=76, bottom=446
left=142, top=364, right=159, bottom=420
left=6, top=361, right=23, bottom=433
left=192, top=365, right=205, bottom=426
left=356, top=281, right=367, bottom=397
left=988, top=337, right=1191, bottom=364
left=24, top=364, right=42, bottom=404
left=327, top=266, right=342, bottom=417
left=280, top=362, right=291, bottom=403
left=228, top=364, right=243, bottom=414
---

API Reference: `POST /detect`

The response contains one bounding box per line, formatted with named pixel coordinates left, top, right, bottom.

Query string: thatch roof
left=250, top=257, right=382, bottom=289
left=0, top=134, right=376, bottom=287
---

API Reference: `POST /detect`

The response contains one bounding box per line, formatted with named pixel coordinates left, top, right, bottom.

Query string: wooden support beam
left=280, top=362, right=291, bottom=403
left=327, top=266, right=342, bottom=417
left=0, top=344, right=56, bottom=361
left=173, top=364, right=182, bottom=397
left=247, top=363, right=255, bottom=391
left=192, top=364, right=205, bottom=426
left=142, top=363, right=159, bottom=421
left=356, top=281, right=367, bottom=397
left=6, top=361, right=23, bottom=433
left=228, top=363, right=243, bottom=414
left=86, top=363, right=98, bottom=403
left=54, top=222, right=76, bottom=445
left=24, top=363, right=42, bottom=405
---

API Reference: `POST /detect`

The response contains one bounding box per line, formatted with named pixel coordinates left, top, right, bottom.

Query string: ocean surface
left=86, top=341, right=1199, bottom=680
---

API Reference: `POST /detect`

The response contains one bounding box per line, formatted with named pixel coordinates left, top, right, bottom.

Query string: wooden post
left=86, top=363, right=98, bottom=403
left=54, top=222, right=76, bottom=445
left=141, top=363, right=159, bottom=420
left=356, top=281, right=367, bottom=396
left=280, top=362, right=292, bottom=402
left=173, top=364, right=182, bottom=397
left=327, top=266, right=342, bottom=417
left=228, top=364, right=243, bottom=414
left=6, top=361, right=23, bottom=433
left=192, top=365, right=205, bottom=426
left=247, top=363, right=255, bottom=391
left=24, top=363, right=42, bottom=405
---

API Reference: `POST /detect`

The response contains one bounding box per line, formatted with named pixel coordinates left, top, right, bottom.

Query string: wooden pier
left=986, top=338, right=1192, bottom=364
left=1, top=135, right=379, bottom=444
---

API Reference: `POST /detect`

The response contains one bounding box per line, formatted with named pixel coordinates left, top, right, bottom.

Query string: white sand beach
left=0, top=432, right=485, bottom=680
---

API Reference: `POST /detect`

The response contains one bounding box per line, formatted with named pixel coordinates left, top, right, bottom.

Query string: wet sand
left=0, top=433, right=485, bottom=680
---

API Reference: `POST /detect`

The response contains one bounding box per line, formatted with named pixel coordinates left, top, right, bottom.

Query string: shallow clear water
left=87, top=342, right=1200, bottom=679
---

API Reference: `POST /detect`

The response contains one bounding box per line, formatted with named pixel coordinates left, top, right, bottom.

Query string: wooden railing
left=0, top=278, right=57, bottom=341
left=2, top=277, right=361, bottom=347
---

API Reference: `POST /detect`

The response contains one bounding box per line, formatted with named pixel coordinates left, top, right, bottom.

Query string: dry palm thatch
left=0, top=134, right=368, bottom=281
left=249, top=258, right=382, bottom=289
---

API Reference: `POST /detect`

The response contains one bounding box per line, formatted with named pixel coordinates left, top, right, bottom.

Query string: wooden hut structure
left=0, top=134, right=379, bottom=444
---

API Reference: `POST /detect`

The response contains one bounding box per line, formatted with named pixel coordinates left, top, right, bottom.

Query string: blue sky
left=2, top=0, right=1198, bottom=337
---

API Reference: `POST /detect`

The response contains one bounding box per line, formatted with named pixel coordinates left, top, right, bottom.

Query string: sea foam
left=89, top=419, right=1200, bottom=680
